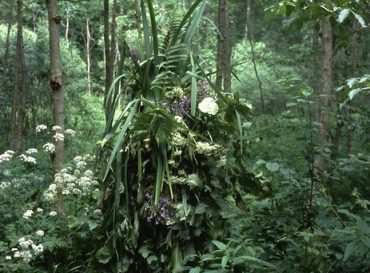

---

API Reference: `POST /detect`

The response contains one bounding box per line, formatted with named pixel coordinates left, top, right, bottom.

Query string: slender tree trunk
left=104, top=0, right=112, bottom=120
left=65, top=2, right=69, bottom=47
left=15, top=0, right=26, bottom=153
left=245, top=0, right=265, bottom=113
left=216, top=0, right=231, bottom=92
left=314, top=15, right=333, bottom=188
left=3, top=0, right=15, bottom=77
left=246, top=0, right=256, bottom=39
left=9, top=0, right=26, bottom=153
left=46, top=0, right=65, bottom=172
left=86, top=18, right=91, bottom=93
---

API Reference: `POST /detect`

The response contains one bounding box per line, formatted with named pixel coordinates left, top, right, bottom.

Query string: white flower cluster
left=65, top=129, right=76, bottom=136
left=25, top=148, right=38, bottom=155
left=195, top=141, right=221, bottom=156
left=0, top=150, right=15, bottom=163
left=0, top=181, right=11, bottom=189
left=19, top=154, right=37, bottom=165
left=53, top=132, right=64, bottom=142
left=44, top=158, right=98, bottom=200
left=43, top=143, right=55, bottom=153
left=171, top=132, right=187, bottom=147
left=11, top=236, right=43, bottom=263
left=52, top=125, right=62, bottom=131
left=23, top=210, right=34, bottom=219
left=35, top=124, right=47, bottom=133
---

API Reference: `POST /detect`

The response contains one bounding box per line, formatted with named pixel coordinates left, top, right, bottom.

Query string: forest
left=0, top=0, right=369, bottom=272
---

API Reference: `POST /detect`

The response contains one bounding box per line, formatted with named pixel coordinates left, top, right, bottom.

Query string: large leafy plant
left=94, top=0, right=257, bottom=272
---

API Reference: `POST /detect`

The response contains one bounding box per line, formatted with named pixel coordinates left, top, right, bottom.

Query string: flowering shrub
left=0, top=126, right=102, bottom=272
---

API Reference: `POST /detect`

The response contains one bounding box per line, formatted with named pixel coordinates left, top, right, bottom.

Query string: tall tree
left=245, top=0, right=265, bottom=113
left=46, top=0, right=64, bottom=171
left=9, top=0, right=27, bottom=152
left=103, top=0, right=117, bottom=121
left=314, top=14, right=333, bottom=187
left=216, top=0, right=231, bottom=92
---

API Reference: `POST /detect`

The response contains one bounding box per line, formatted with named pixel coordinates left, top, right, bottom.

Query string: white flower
left=195, top=141, right=221, bottom=156
left=0, top=150, right=15, bottom=163
left=198, top=97, right=219, bottom=115
left=43, top=143, right=55, bottom=153
left=49, top=211, right=57, bottom=216
left=76, top=161, right=87, bottom=170
left=84, top=170, right=94, bottom=177
left=93, top=209, right=102, bottom=216
left=23, top=210, right=33, bottom=219
left=11, top=248, right=18, bottom=252
left=52, top=125, right=62, bottom=131
left=25, top=148, right=38, bottom=155
left=5, top=255, right=12, bottom=260
left=35, top=124, right=47, bottom=133
left=18, top=237, right=33, bottom=249
left=171, top=132, right=186, bottom=147
left=48, top=183, right=57, bottom=191
left=13, top=251, right=21, bottom=258
left=53, top=133, right=64, bottom=142
left=35, top=230, right=44, bottom=237
left=65, top=129, right=76, bottom=136
left=20, top=250, right=32, bottom=262
left=36, top=208, right=43, bottom=213
left=73, top=156, right=83, bottom=163
left=62, top=189, right=71, bottom=195
left=32, top=244, right=43, bottom=255
left=19, top=154, right=37, bottom=165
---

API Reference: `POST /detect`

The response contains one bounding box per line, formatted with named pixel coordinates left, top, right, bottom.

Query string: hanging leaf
left=353, top=12, right=367, bottom=28
left=338, top=9, right=350, bottom=23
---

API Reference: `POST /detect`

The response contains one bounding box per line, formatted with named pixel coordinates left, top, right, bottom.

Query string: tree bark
left=46, top=0, right=65, bottom=172
left=246, top=0, right=256, bottom=39
left=9, top=0, right=27, bottom=153
left=314, top=15, right=333, bottom=186
left=104, top=0, right=113, bottom=120
left=216, top=0, right=231, bottom=93
left=3, top=0, right=15, bottom=77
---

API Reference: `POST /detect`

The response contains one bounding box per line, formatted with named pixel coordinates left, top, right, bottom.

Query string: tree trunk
left=9, top=0, right=27, bottom=153
left=314, top=15, right=333, bottom=187
left=86, top=18, right=91, bottom=93
left=104, top=0, right=113, bottom=120
left=245, top=0, right=265, bottom=113
left=65, top=2, right=69, bottom=47
left=246, top=0, right=256, bottom=39
left=216, top=0, right=231, bottom=93
left=46, top=0, right=65, bottom=172
left=3, top=0, right=15, bottom=77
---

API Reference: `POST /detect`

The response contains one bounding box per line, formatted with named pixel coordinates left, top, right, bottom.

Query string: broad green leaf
left=189, top=267, right=201, bottom=273
left=233, top=256, right=277, bottom=269
left=344, top=241, right=357, bottom=261
left=96, top=245, right=112, bottom=264
left=221, top=255, right=229, bottom=269
left=212, top=240, right=226, bottom=251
